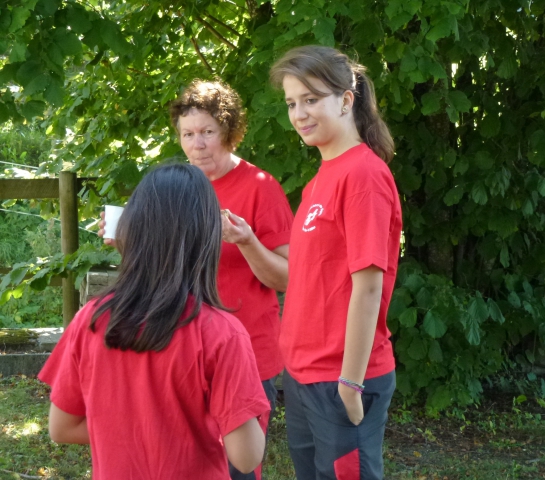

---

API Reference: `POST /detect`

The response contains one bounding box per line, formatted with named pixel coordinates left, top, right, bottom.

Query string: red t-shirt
left=38, top=299, right=270, bottom=480
left=280, top=143, right=402, bottom=384
left=213, top=159, right=293, bottom=380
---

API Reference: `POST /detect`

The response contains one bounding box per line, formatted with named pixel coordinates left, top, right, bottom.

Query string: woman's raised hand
left=97, top=211, right=117, bottom=248
left=221, top=210, right=254, bottom=245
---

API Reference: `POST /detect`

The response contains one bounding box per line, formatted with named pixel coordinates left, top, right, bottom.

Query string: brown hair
left=169, top=80, right=247, bottom=151
left=270, top=45, right=395, bottom=163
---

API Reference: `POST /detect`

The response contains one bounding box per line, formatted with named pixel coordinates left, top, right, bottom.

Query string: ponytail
left=352, top=70, right=395, bottom=163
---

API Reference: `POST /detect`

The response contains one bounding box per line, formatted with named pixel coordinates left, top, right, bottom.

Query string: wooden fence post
left=59, top=172, right=79, bottom=327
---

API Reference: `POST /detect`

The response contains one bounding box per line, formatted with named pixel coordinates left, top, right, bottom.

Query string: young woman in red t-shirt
left=39, top=163, right=269, bottom=479
left=270, top=46, right=402, bottom=479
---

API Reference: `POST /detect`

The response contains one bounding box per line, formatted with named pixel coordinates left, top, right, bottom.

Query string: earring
left=342, top=106, right=349, bottom=113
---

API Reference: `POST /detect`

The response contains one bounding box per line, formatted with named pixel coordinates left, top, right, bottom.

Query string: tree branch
left=1, top=469, right=41, bottom=480
left=194, top=15, right=236, bottom=49
left=190, top=38, right=214, bottom=73
left=204, top=13, right=241, bottom=37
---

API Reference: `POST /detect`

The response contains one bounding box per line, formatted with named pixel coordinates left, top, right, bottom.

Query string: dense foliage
left=1, top=0, right=544, bottom=409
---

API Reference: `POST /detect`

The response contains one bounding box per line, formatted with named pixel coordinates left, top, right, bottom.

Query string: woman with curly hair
left=102, top=80, right=293, bottom=480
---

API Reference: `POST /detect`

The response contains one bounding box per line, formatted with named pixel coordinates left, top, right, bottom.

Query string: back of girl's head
left=169, top=79, right=247, bottom=150
left=270, top=45, right=395, bottom=163
left=91, top=162, right=223, bottom=352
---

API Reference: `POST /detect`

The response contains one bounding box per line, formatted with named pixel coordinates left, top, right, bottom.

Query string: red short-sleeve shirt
left=280, top=143, right=402, bottom=383
left=213, top=159, right=294, bottom=380
left=39, top=299, right=270, bottom=480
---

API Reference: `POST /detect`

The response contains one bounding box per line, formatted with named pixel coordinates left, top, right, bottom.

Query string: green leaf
left=0, top=102, right=9, bottom=123
left=9, top=7, right=31, bottom=32
left=399, top=307, right=417, bottom=327
left=426, top=17, right=452, bottom=42
left=313, top=17, right=336, bottom=46
left=24, top=73, right=50, bottom=96
left=497, top=55, right=518, bottom=79
left=404, top=273, right=425, bottom=294
left=21, top=100, right=46, bottom=119
left=67, top=6, right=93, bottom=33
left=423, top=310, right=447, bottom=338
left=416, top=288, right=433, bottom=309
left=400, top=52, right=417, bottom=72
left=464, top=313, right=481, bottom=345
left=475, top=151, right=494, bottom=170
left=427, top=385, right=453, bottom=410
left=37, top=0, right=61, bottom=16
left=100, top=20, right=132, bottom=55
left=9, top=42, right=27, bottom=62
left=428, top=340, right=443, bottom=362
left=16, top=60, right=42, bottom=86
left=421, top=91, right=441, bottom=115
left=448, top=91, right=471, bottom=113
left=55, top=31, right=82, bottom=56
left=468, top=294, right=488, bottom=323
left=487, top=298, right=505, bottom=324
left=408, top=336, right=427, bottom=360
left=480, top=115, right=501, bottom=138
left=508, top=291, right=521, bottom=308
left=444, top=185, right=464, bottom=206
left=499, top=243, right=509, bottom=267
left=471, top=183, right=488, bottom=205
left=44, top=77, right=65, bottom=107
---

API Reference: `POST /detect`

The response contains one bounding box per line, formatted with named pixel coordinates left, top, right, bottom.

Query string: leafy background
left=1, top=0, right=544, bottom=410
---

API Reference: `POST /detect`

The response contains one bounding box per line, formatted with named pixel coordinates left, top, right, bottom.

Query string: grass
left=1, top=376, right=544, bottom=479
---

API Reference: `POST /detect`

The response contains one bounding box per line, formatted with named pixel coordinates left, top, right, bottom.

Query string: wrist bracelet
left=338, top=376, right=365, bottom=394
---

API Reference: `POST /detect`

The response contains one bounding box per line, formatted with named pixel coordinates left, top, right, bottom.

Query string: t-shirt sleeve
left=253, top=176, right=294, bottom=251
left=38, top=310, right=87, bottom=416
left=341, top=189, right=394, bottom=274
left=209, top=331, right=271, bottom=436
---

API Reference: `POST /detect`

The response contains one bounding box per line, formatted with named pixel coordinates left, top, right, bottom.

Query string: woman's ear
left=341, top=90, right=355, bottom=114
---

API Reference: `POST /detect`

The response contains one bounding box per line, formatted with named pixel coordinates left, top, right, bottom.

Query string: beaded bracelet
left=338, top=376, right=365, bottom=394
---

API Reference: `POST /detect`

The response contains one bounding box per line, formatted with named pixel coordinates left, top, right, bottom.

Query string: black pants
left=283, top=370, right=396, bottom=480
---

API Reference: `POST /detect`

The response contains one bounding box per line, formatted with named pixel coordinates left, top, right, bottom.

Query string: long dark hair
left=90, top=162, right=224, bottom=352
left=270, top=45, right=395, bottom=163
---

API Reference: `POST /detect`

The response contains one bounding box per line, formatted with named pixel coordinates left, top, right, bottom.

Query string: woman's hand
left=338, top=382, right=364, bottom=426
left=221, top=210, right=254, bottom=245
left=97, top=211, right=117, bottom=248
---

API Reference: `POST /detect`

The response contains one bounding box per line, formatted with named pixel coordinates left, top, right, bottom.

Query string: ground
left=1, top=376, right=544, bottom=479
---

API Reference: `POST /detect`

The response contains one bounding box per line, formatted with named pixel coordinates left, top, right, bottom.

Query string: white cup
left=104, top=205, right=125, bottom=239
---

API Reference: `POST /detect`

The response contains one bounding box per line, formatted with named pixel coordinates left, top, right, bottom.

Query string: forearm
left=340, top=267, right=383, bottom=384
left=237, top=240, right=289, bottom=292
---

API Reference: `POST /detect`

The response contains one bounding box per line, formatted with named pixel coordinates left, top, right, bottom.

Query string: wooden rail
left=0, top=176, right=132, bottom=326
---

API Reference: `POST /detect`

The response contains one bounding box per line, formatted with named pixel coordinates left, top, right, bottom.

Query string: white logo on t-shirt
left=303, top=204, right=324, bottom=232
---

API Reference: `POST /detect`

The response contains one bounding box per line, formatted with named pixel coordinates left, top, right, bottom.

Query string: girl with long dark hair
left=39, top=163, right=269, bottom=479
left=270, top=46, right=402, bottom=480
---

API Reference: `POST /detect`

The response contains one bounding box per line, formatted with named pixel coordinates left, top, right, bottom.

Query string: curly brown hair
left=169, top=80, right=247, bottom=151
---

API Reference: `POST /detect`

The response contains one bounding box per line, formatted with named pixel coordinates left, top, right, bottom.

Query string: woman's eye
left=306, top=98, right=317, bottom=104
left=183, top=133, right=192, bottom=138
left=287, top=103, right=295, bottom=109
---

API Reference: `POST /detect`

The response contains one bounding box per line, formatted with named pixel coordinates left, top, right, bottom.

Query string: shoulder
left=197, top=303, right=251, bottom=341
left=237, top=160, right=286, bottom=194
left=342, top=145, right=397, bottom=196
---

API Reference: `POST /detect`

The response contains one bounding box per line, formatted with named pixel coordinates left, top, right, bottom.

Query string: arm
left=223, top=417, right=266, bottom=474
left=48, top=402, right=89, bottom=444
left=338, top=266, right=383, bottom=425
left=221, top=211, right=289, bottom=292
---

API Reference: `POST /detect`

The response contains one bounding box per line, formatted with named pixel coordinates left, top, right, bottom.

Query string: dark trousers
left=283, top=370, right=396, bottom=480
left=229, top=377, right=278, bottom=480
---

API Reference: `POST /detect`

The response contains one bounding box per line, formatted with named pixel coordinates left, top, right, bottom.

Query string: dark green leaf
left=24, top=73, right=50, bottom=96
left=487, top=298, right=505, bottom=324
left=399, top=307, right=417, bottom=327
left=9, top=7, right=31, bottom=32
left=444, top=185, right=464, bottom=206
left=471, top=183, right=488, bottom=205
left=44, top=77, right=65, bottom=107
left=497, top=55, right=518, bottom=79
left=426, top=17, right=452, bottom=42
left=474, top=151, right=493, bottom=170
left=67, top=6, right=93, bottom=33
left=428, top=340, right=443, bottom=362
left=423, top=310, right=447, bottom=338
left=448, top=91, right=471, bottom=113
left=421, top=91, right=441, bottom=115
left=480, top=115, right=501, bottom=138
left=100, top=20, right=132, bottom=55
left=408, top=336, right=427, bottom=360
left=21, top=100, right=46, bottom=119
left=468, top=294, right=488, bottom=323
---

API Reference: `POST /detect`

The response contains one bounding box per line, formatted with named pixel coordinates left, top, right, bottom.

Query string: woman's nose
left=194, top=134, right=205, bottom=148
left=293, top=103, right=307, bottom=120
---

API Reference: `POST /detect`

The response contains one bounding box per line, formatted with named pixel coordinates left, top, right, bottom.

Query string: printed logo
left=303, top=204, right=324, bottom=232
